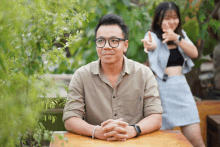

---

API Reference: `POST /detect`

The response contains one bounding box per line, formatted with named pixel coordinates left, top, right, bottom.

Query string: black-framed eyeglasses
left=94, top=38, right=126, bottom=48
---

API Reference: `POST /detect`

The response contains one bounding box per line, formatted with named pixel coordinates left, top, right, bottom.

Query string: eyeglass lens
left=96, top=38, right=120, bottom=48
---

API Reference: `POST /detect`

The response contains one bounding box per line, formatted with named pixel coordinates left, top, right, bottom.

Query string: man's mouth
left=102, top=53, right=115, bottom=55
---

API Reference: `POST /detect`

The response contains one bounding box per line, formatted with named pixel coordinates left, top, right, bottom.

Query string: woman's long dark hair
left=151, top=1, right=184, bottom=44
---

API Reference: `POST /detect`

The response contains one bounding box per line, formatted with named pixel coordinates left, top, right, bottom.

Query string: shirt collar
left=122, top=55, right=131, bottom=75
left=91, top=58, right=101, bottom=75
left=91, top=55, right=131, bottom=75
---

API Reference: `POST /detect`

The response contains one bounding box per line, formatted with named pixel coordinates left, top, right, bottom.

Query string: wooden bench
left=207, top=115, right=220, bottom=147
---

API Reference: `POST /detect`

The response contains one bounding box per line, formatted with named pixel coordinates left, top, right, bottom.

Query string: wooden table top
left=50, top=130, right=192, bottom=147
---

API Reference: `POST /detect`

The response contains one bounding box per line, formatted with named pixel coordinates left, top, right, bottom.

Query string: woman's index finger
left=148, top=31, right=152, bottom=42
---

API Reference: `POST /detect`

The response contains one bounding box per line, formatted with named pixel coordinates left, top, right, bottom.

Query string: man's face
left=96, top=25, right=128, bottom=65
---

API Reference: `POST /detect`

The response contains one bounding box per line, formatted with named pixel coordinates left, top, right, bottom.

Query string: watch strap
left=174, top=35, right=182, bottom=44
left=131, top=125, right=141, bottom=137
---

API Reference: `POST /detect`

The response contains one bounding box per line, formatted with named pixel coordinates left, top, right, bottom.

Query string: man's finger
left=107, top=137, right=117, bottom=141
left=114, top=126, right=128, bottom=134
left=104, top=131, right=117, bottom=138
left=101, top=118, right=123, bottom=127
left=101, top=119, right=114, bottom=126
left=148, top=31, right=152, bottom=42
left=114, top=120, right=128, bottom=127
left=114, top=134, right=128, bottom=140
left=115, top=134, right=128, bottom=139
left=116, top=118, right=123, bottom=121
left=103, top=124, right=117, bottom=132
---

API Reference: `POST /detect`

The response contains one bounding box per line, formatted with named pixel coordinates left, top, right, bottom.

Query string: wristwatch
left=174, top=35, right=182, bottom=44
left=131, top=125, right=141, bottom=137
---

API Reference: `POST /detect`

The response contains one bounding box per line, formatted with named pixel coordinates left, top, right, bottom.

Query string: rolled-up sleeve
left=143, top=75, right=163, bottom=117
left=63, top=70, right=85, bottom=122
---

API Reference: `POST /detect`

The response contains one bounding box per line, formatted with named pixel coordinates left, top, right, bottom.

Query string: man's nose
left=103, top=41, right=112, bottom=49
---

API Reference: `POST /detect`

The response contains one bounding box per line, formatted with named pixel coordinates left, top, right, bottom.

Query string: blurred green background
left=1, top=0, right=219, bottom=146
left=52, top=0, right=219, bottom=74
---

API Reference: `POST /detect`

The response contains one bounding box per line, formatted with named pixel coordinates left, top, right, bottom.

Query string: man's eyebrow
left=97, top=36, right=105, bottom=39
left=97, top=36, right=119, bottom=39
left=109, top=36, right=118, bottom=38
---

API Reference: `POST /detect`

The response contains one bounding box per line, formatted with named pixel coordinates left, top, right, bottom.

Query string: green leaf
left=203, top=38, right=218, bottom=56
left=193, top=59, right=210, bottom=68
left=185, top=3, right=189, bottom=9
left=122, top=0, right=130, bottom=6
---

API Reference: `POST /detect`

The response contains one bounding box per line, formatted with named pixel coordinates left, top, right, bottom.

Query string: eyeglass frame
left=94, top=38, right=127, bottom=48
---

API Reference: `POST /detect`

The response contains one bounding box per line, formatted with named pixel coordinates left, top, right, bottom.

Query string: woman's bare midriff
left=163, top=45, right=183, bottom=77
left=164, top=66, right=183, bottom=77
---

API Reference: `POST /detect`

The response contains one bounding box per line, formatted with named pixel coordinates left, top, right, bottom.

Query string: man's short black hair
left=95, top=14, right=129, bottom=40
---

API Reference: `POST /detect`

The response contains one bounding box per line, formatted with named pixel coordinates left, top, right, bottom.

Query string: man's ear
left=123, top=40, right=128, bottom=52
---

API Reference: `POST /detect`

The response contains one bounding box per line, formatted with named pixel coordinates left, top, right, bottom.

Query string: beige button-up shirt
left=63, top=56, right=163, bottom=125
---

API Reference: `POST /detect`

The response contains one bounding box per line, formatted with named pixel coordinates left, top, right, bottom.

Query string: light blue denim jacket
left=144, top=30, right=195, bottom=80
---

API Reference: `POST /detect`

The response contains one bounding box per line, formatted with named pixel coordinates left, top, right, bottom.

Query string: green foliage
left=195, top=0, right=219, bottom=66
left=208, top=18, right=220, bottom=36
left=179, top=0, right=220, bottom=68
left=54, top=0, right=219, bottom=74
left=182, top=19, right=199, bottom=44
left=203, top=38, right=218, bottom=56
left=0, top=0, right=86, bottom=146
left=193, top=59, right=211, bottom=69
left=196, top=0, right=219, bottom=41
left=33, top=123, right=53, bottom=145
left=54, top=0, right=167, bottom=74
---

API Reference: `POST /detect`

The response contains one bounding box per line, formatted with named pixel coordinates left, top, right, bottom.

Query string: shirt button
left=113, top=96, right=115, bottom=98
left=114, top=113, right=117, bottom=116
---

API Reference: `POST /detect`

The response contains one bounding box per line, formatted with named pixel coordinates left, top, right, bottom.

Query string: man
left=63, top=14, right=163, bottom=141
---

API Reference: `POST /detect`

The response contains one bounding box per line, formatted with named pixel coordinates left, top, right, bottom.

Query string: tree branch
left=139, top=2, right=147, bottom=7
left=203, top=0, right=220, bottom=24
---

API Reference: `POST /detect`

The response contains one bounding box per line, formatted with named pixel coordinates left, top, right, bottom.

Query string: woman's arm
left=162, top=28, right=198, bottom=59
left=175, top=36, right=198, bottom=58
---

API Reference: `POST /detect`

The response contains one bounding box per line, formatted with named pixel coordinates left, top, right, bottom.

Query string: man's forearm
left=64, top=117, right=95, bottom=137
left=136, top=113, right=162, bottom=135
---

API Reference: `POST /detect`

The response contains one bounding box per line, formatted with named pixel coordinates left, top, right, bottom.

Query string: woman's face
left=161, top=9, right=179, bottom=32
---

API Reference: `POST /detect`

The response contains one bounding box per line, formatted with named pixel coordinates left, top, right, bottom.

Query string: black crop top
left=166, top=48, right=184, bottom=67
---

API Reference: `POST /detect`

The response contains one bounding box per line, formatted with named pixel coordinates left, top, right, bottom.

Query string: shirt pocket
left=122, top=91, right=142, bottom=116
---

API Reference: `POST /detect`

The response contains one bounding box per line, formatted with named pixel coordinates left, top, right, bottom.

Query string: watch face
left=135, top=125, right=141, bottom=134
left=131, top=125, right=141, bottom=137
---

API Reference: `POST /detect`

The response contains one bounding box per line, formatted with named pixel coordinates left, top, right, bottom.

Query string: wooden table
left=50, top=130, right=192, bottom=147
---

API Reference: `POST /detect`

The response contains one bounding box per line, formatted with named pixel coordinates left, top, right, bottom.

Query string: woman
left=141, top=2, right=205, bottom=147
